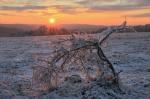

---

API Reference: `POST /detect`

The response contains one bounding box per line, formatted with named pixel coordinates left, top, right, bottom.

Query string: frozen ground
left=0, top=32, right=150, bottom=98
left=103, top=32, right=150, bottom=98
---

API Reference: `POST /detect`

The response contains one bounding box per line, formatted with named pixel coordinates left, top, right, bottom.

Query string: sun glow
left=49, top=18, right=55, bottom=24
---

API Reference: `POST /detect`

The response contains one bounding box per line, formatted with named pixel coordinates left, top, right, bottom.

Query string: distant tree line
left=133, top=24, right=150, bottom=32
left=94, top=27, right=107, bottom=33
left=94, top=24, right=150, bottom=33
left=24, top=25, right=71, bottom=36
left=0, top=24, right=150, bottom=37
left=21, top=25, right=105, bottom=36
left=120, top=24, right=150, bottom=33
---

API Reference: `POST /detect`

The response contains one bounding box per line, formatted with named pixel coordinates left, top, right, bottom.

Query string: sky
left=0, top=0, right=150, bottom=25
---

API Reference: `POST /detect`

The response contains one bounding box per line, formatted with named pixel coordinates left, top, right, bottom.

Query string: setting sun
left=49, top=18, right=55, bottom=24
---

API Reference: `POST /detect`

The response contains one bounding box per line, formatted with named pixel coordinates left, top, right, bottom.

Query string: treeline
left=121, top=24, right=150, bottom=32
left=23, top=24, right=150, bottom=36
left=0, top=26, right=23, bottom=37
left=95, top=24, right=150, bottom=33
left=20, top=25, right=103, bottom=36
left=24, top=26, right=71, bottom=36
left=0, top=24, right=150, bottom=37
left=0, top=26, right=72, bottom=37
left=134, top=24, right=150, bottom=32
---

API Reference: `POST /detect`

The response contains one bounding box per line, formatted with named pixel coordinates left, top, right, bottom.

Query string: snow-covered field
left=0, top=32, right=150, bottom=98
left=103, top=32, right=150, bottom=98
left=104, top=33, right=150, bottom=99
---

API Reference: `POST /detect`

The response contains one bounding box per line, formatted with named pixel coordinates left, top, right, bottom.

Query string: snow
left=103, top=32, right=150, bottom=98
left=0, top=32, right=150, bottom=98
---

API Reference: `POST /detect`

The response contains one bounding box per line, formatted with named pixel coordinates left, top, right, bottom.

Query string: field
left=0, top=32, right=150, bottom=98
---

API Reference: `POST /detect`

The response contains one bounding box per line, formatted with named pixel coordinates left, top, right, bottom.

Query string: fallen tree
left=32, top=21, right=128, bottom=96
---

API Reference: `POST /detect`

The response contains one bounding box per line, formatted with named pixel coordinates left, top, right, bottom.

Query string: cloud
left=87, top=5, right=149, bottom=12
left=0, top=0, right=150, bottom=15
left=0, top=12, right=27, bottom=16
left=51, top=5, right=79, bottom=14
left=0, top=5, right=48, bottom=11
left=128, top=13, right=150, bottom=17
left=74, top=0, right=150, bottom=11
left=39, top=11, right=56, bottom=16
left=0, top=13, right=18, bottom=16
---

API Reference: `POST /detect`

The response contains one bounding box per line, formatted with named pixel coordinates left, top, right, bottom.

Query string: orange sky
left=0, top=0, right=150, bottom=25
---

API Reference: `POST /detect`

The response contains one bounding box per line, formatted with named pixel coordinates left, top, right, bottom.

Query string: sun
left=49, top=18, right=55, bottom=24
